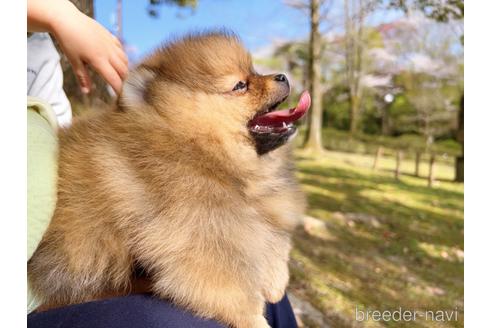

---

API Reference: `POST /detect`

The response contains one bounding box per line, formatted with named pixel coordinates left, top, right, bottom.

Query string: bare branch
left=284, top=0, right=310, bottom=11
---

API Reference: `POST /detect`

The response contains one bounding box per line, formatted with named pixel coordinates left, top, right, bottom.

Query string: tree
left=147, top=0, right=197, bottom=17
left=387, top=0, right=464, bottom=23
left=285, top=0, right=334, bottom=152
left=388, top=13, right=461, bottom=144
left=304, top=0, right=324, bottom=152
left=343, top=0, right=377, bottom=135
left=344, top=0, right=360, bottom=135
left=404, top=75, right=456, bottom=152
left=455, top=95, right=464, bottom=182
left=386, top=0, right=464, bottom=181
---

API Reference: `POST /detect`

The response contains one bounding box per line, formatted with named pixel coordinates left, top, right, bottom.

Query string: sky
left=95, top=0, right=310, bottom=61
left=94, top=0, right=402, bottom=62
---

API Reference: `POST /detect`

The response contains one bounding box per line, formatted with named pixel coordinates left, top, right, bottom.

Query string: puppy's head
left=120, top=31, right=310, bottom=155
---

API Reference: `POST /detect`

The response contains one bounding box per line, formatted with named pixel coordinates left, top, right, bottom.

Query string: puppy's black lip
left=250, top=125, right=297, bottom=155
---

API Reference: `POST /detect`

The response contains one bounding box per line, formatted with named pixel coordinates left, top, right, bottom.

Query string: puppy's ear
left=117, top=68, right=156, bottom=110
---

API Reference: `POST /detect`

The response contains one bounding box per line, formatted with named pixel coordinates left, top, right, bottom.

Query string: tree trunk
left=303, top=0, right=323, bottom=152
left=345, top=0, right=365, bottom=137
left=116, top=0, right=123, bottom=42
left=372, top=146, right=383, bottom=170
left=415, top=151, right=421, bottom=177
left=455, top=156, right=464, bottom=182
left=55, top=0, right=114, bottom=109
left=381, top=103, right=390, bottom=135
left=395, top=150, right=403, bottom=181
left=455, top=94, right=464, bottom=182
left=349, top=93, right=360, bottom=135
left=428, top=154, right=436, bottom=187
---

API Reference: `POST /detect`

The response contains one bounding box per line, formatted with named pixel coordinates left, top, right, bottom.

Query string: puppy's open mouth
left=248, top=91, right=311, bottom=155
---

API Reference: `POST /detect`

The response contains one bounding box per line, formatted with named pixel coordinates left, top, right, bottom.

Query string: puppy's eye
left=232, top=81, right=247, bottom=92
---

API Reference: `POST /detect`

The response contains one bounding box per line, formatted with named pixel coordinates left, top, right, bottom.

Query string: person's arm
left=28, top=0, right=128, bottom=94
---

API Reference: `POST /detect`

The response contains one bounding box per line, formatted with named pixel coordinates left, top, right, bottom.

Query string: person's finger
left=112, top=34, right=124, bottom=50
left=110, top=55, right=128, bottom=81
left=115, top=46, right=128, bottom=66
left=93, top=59, right=122, bottom=94
left=71, top=59, right=92, bottom=94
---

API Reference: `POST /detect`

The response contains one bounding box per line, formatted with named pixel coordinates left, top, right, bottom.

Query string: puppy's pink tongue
left=250, top=91, right=311, bottom=127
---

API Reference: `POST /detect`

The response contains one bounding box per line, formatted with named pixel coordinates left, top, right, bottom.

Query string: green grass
left=289, top=149, right=463, bottom=328
left=296, top=128, right=462, bottom=160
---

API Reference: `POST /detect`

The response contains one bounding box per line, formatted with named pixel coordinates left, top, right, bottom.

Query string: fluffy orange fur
left=28, top=32, right=306, bottom=328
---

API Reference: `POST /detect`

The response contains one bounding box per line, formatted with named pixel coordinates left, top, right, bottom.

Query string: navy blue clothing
left=28, top=293, right=297, bottom=328
left=265, top=294, right=297, bottom=328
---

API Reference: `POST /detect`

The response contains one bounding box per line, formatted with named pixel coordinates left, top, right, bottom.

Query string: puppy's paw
left=262, top=264, right=289, bottom=303
left=263, top=287, right=285, bottom=304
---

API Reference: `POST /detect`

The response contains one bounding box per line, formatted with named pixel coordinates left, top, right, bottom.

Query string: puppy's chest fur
left=29, top=112, right=304, bottom=310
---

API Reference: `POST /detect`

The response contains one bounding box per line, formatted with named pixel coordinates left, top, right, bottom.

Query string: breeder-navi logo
left=355, top=305, right=460, bottom=323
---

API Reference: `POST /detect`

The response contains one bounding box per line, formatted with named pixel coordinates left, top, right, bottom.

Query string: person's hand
left=52, top=5, right=128, bottom=94
left=28, top=0, right=128, bottom=94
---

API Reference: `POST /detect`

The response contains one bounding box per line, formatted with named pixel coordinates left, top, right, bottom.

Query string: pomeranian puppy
left=28, top=31, right=310, bottom=328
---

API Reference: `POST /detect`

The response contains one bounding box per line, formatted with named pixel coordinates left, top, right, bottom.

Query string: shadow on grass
left=378, top=167, right=462, bottom=184
left=290, top=154, right=464, bottom=328
left=300, top=164, right=463, bottom=200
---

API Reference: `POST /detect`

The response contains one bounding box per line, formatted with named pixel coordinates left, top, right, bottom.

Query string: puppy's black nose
left=274, top=74, right=288, bottom=84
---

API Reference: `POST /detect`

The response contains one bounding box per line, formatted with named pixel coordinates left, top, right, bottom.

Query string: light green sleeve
left=27, top=97, right=59, bottom=312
